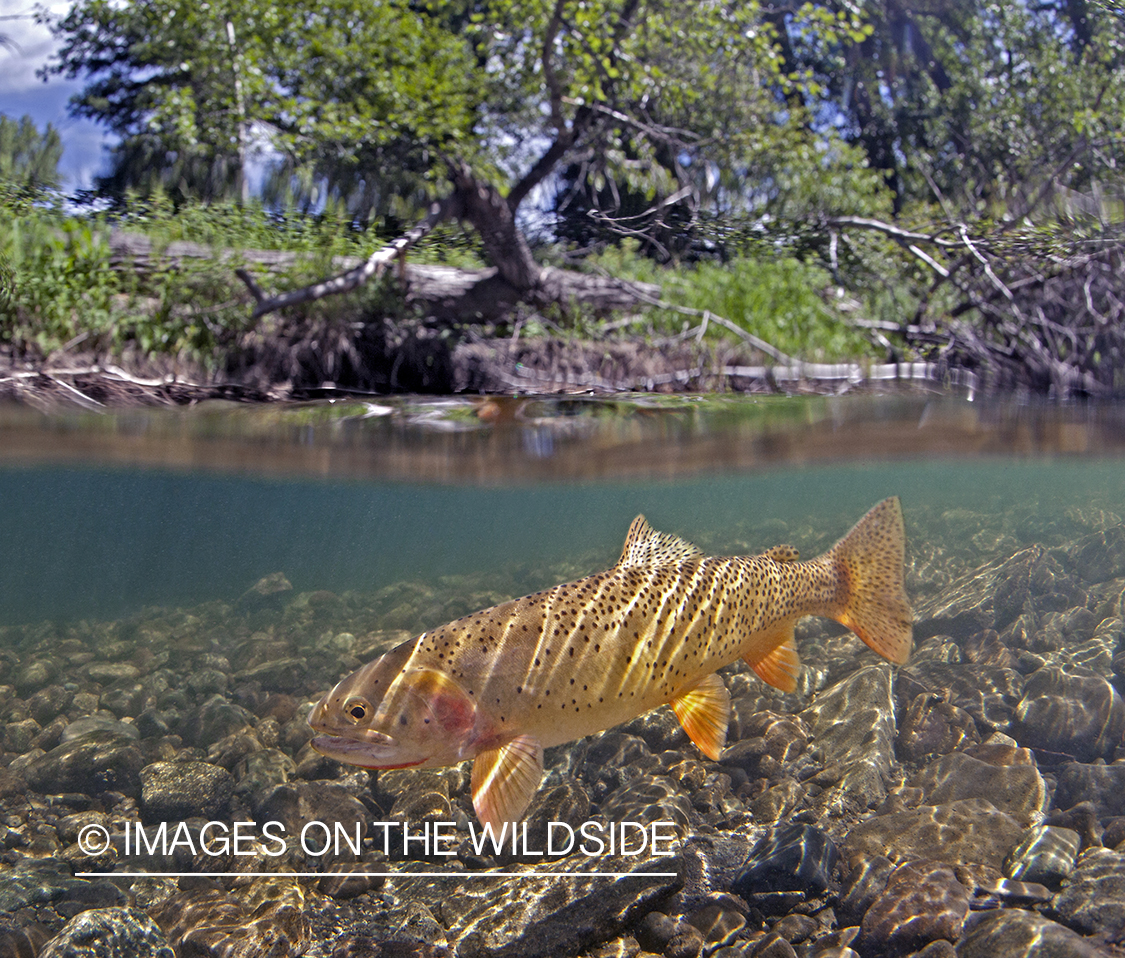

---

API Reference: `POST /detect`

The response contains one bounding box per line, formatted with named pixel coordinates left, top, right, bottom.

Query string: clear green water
left=2, top=393, right=1124, bottom=626
left=5, top=392, right=1125, bottom=954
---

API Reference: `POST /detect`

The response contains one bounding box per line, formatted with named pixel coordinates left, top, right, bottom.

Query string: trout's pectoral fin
left=744, top=625, right=801, bottom=693
left=471, top=734, right=544, bottom=831
left=670, top=673, right=730, bottom=761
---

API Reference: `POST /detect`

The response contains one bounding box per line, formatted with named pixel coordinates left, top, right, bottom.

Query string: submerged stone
left=732, top=823, right=838, bottom=899
left=1054, top=763, right=1125, bottom=818
left=840, top=799, right=1024, bottom=871
left=22, top=729, right=145, bottom=796
left=799, top=665, right=896, bottom=810
left=896, top=693, right=980, bottom=763
left=38, top=907, right=173, bottom=958
left=139, top=760, right=235, bottom=823
left=957, top=909, right=1109, bottom=958
left=1052, top=847, right=1125, bottom=943
left=151, top=878, right=309, bottom=958
left=855, top=860, right=971, bottom=958
left=906, top=751, right=1047, bottom=825
left=399, top=858, right=681, bottom=958
left=1004, top=825, right=1080, bottom=886
left=1013, top=667, right=1125, bottom=762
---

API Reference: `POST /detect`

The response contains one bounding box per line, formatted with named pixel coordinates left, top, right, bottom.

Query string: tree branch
left=237, top=195, right=459, bottom=319
left=826, top=215, right=961, bottom=249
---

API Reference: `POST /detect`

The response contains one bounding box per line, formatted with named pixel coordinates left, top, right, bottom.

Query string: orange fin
left=766, top=544, right=800, bottom=563
left=617, top=515, right=703, bottom=568
left=828, top=497, right=913, bottom=664
left=471, top=734, right=544, bottom=831
left=745, top=632, right=801, bottom=693
left=670, top=673, right=730, bottom=760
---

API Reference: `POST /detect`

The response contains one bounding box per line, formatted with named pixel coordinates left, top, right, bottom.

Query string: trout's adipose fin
left=471, top=734, right=544, bottom=832
left=670, top=673, right=730, bottom=760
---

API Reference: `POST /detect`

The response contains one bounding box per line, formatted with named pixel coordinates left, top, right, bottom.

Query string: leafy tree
left=0, top=114, right=63, bottom=197
left=42, top=0, right=478, bottom=215
left=42, top=0, right=274, bottom=203
left=801, top=0, right=1125, bottom=216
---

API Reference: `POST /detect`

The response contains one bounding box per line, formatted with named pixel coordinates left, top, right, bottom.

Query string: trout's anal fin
left=471, top=734, right=544, bottom=831
left=745, top=631, right=801, bottom=694
left=670, top=673, right=730, bottom=761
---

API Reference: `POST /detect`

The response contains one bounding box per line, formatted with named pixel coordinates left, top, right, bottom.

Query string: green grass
left=586, top=242, right=877, bottom=361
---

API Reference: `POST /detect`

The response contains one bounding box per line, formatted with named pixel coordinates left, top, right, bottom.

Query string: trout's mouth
left=310, top=734, right=427, bottom=770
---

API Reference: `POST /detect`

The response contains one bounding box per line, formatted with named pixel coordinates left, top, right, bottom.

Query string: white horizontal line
left=75, top=871, right=678, bottom=879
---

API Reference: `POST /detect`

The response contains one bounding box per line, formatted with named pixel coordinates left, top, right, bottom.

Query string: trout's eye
left=344, top=696, right=372, bottom=723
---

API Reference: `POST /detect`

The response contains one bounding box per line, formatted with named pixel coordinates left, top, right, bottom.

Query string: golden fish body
left=310, top=498, right=912, bottom=829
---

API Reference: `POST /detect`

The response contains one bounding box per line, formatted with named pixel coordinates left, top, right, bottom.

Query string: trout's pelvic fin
left=829, top=496, right=914, bottom=665
left=471, top=734, right=544, bottom=831
left=745, top=627, right=801, bottom=693
left=670, top=673, right=731, bottom=761
left=617, top=515, right=703, bottom=568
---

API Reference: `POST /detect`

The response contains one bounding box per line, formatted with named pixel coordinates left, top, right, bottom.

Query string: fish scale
left=309, top=497, right=913, bottom=830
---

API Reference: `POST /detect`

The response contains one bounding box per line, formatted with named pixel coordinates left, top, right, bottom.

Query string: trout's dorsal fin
left=471, top=734, right=544, bottom=830
left=745, top=630, right=801, bottom=693
left=617, top=515, right=703, bottom=568
left=670, top=673, right=730, bottom=760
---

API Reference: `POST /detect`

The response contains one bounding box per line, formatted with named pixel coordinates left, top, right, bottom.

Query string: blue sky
left=2, top=1, right=109, bottom=190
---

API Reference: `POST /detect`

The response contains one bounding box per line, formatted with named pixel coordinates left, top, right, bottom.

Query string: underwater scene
left=4, top=394, right=1125, bottom=958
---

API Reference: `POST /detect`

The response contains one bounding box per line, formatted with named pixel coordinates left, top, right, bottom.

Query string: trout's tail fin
left=828, top=497, right=913, bottom=664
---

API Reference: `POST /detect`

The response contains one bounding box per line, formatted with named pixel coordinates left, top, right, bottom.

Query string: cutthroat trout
left=309, top=498, right=912, bottom=829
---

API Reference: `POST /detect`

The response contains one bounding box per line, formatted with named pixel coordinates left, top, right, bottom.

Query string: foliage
left=802, top=0, right=1125, bottom=215
left=586, top=242, right=873, bottom=361
left=0, top=114, right=64, bottom=197
left=0, top=199, right=119, bottom=356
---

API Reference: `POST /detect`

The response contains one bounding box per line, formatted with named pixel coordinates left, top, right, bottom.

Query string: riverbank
left=1, top=331, right=976, bottom=410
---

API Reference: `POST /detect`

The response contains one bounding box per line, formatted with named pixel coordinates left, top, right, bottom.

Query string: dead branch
left=826, top=216, right=962, bottom=249
left=237, top=196, right=460, bottom=319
